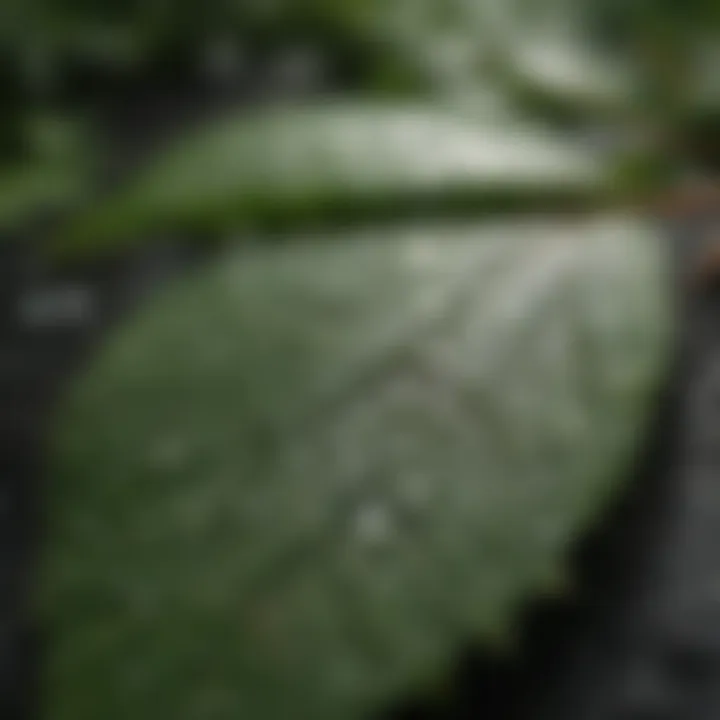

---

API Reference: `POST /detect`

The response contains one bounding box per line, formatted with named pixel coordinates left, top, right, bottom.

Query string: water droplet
left=405, top=239, right=440, bottom=269
left=149, top=436, right=190, bottom=472
left=353, top=503, right=394, bottom=547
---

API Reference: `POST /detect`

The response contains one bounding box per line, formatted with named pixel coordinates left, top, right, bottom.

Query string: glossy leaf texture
left=52, top=103, right=610, bottom=257
left=42, top=215, right=672, bottom=720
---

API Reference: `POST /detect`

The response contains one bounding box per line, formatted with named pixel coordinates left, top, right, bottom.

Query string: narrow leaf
left=53, top=103, right=610, bottom=258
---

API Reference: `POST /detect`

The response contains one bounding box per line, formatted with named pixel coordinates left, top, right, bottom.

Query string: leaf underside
left=42, top=216, right=671, bottom=720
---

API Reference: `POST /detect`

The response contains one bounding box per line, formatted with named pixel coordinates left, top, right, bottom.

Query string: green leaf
left=476, top=0, right=638, bottom=124
left=52, top=103, right=610, bottom=258
left=0, top=113, right=93, bottom=233
left=510, top=41, right=633, bottom=111
left=485, top=34, right=637, bottom=124
left=0, top=160, right=87, bottom=233
left=42, top=216, right=672, bottom=720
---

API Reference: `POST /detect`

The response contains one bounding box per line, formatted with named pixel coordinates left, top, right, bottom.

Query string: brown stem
left=645, top=183, right=720, bottom=219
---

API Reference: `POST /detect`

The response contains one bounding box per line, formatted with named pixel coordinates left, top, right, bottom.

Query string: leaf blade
left=42, top=216, right=672, bottom=720
left=52, top=103, right=611, bottom=258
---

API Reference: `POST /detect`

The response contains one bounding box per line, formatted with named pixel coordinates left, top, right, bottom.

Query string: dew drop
left=404, top=239, right=441, bottom=270
left=353, top=503, right=394, bottom=548
left=149, top=435, right=191, bottom=472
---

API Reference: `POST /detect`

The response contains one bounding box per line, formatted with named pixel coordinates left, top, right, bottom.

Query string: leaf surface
left=43, top=216, right=672, bottom=720
left=53, top=104, right=609, bottom=257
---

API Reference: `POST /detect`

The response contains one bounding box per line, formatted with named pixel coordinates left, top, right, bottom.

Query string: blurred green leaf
left=477, top=0, right=639, bottom=124
left=0, top=160, right=87, bottom=233
left=490, top=39, right=637, bottom=122
left=53, top=102, right=611, bottom=257
left=43, top=215, right=671, bottom=720
left=0, top=170, right=56, bottom=230
left=0, top=113, right=93, bottom=233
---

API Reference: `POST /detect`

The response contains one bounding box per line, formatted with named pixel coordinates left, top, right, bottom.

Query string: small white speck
left=149, top=436, right=190, bottom=471
left=405, top=240, right=441, bottom=269
left=354, top=503, right=394, bottom=547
